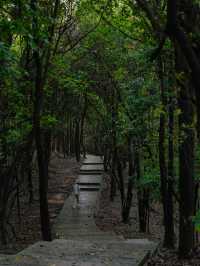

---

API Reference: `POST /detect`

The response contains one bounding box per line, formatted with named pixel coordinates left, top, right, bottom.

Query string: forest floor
left=95, top=173, right=200, bottom=266
left=0, top=152, right=81, bottom=254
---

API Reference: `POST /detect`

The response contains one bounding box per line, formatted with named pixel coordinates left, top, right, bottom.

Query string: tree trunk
left=80, top=93, right=87, bottom=158
left=110, top=86, right=117, bottom=201
left=158, top=57, right=175, bottom=248
left=167, top=95, right=175, bottom=247
left=31, top=0, right=51, bottom=240
left=75, top=120, right=80, bottom=162
left=135, top=151, right=149, bottom=233
left=121, top=137, right=135, bottom=223
left=167, top=0, right=200, bottom=133
left=116, top=154, right=125, bottom=203
left=33, top=57, right=51, bottom=240
left=176, top=48, right=195, bottom=257
left=122, top=179, right=134, bottom=223
left=70, top=119, right=74, bottom=155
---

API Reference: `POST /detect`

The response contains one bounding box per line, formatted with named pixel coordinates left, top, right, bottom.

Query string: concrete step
left=55, top=234, right=121, bottom=242
left=0, top=239, right=157, bottom=266
left=61, top=236, right=123, bottom=242
left=77, top=173, right=102, bottom=183
left=80, top=164, right=104, bottom=172
left=80, top=185, right=100, bottom=191
left=79, top=171, right=103, bottom=175
left=82, top=155, right=103, bottom=165
left=53, top=229, right=118, bottom=236
left=83, top=162, right=103, bottom=165
left=78, top=182, right=100, bottom=186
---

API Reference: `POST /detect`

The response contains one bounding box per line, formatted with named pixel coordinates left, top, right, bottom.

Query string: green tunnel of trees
left=1, top=0, right=200, bottom=259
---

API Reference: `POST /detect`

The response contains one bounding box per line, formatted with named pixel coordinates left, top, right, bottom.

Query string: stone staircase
left=0, top=155, right=157, bottom=265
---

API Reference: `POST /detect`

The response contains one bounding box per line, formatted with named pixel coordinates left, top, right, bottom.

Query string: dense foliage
left=1, top=0, right=200, bottom=260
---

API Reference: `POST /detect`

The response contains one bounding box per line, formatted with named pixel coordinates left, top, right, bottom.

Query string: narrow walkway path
left=52, top=154, right=120, bottom=241
left=0, top=155, right=157, bottom=266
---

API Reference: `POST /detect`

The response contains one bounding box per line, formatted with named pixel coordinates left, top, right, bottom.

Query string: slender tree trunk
left=167, top=95, right=175, bottom=247
left=70, top=119, right=74, bottom=155
left=0, top=203, right=7, bottom=244
left=28, top=167, right=33, bottom=204
left=75, top=120, right=80, bottom=162
left=32, top=56, right=51, bottom=240
left=167, top=0, right=200, bottom=132
left=128, top=137, right=134, bottom=177
left=176, top=48, right=195, bottom=257
left=80, top=94, right=87, bottom=158
left=31, top=0, right=51, bottom=241
left=135, top=151, right=149, bottom=232
left=66, top=119, right=70, bottom=156
left=195, top=183, right=199, bottom=244
left=158, top=57, right=175, bottom=248
left=110, top=86, right=117, bottom=201
left=121, top=137, right=134, bottom=223
left=116, top=154, right=125, bottom=203
left=110, top=153, right=117, bottom=201
left=103, top=145, right=108, bottom=172
left=122, top=180, right=134, bottom=223
left=16, top=171, right=21, bottom=223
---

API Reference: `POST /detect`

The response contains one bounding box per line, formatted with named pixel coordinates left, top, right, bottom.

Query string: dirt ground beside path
left=95, top=173, right=163, bottom=242
left=0, top=153, right=81, bottom=254
left=95, top=173, right=200, bottom=266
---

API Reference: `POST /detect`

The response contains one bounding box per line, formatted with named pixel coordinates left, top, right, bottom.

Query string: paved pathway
left=52, top=155, right=119, bottom=241
left=0, top=155, right=157, bottom=265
